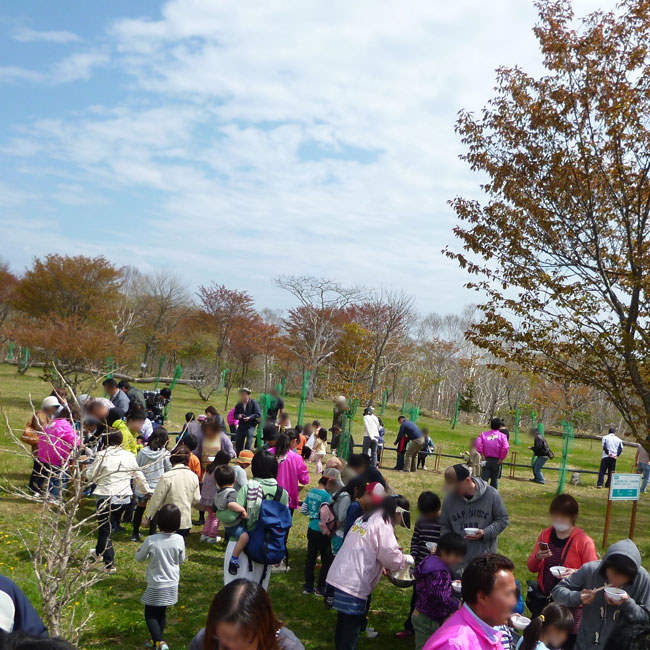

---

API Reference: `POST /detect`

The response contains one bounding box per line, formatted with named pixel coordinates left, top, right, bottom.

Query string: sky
left=0, top=0, right=612, bottom=313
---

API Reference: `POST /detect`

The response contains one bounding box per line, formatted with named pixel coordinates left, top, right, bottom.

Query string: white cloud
left=12, top=27, right=81, bottom=44
left=0, top=65, right=43, bottom=83
left=50, top=50, right=109, bottom=83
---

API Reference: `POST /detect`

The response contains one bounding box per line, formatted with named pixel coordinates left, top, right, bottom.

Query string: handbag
left=526, top=536, right=573, bottom=616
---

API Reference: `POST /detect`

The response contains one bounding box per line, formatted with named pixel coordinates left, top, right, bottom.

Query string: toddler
left=214, top=464, right=249, bottom=575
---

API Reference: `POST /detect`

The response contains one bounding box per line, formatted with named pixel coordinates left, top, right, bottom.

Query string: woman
left=188, top=579, right=304, bottom=649
left=196, top=420, right=236, bottom=468
left=269, top=432, right=309, bottom=513
left=362, top=407, right=380, bottom=468
left=552, top=539, right=650, bottom=650
left=225, top=450, right=289, bottom=587
left=144, top=450, right=200, bottom=536
left=529, top=427, right=553, bottom=484
left=327, top=494, right=414, bottom=649
left=527, top=494, right=597, bottom=646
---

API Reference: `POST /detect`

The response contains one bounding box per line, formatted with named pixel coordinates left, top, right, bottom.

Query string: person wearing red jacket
left=527, top=494, right=598, bottom=649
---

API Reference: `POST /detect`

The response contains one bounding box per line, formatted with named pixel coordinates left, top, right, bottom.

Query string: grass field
left=0, top=363, right=649, bottom=649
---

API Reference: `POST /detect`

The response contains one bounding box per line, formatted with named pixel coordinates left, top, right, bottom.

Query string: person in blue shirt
left=0, top=575, right=47, bottom=638
left=300, top=477, right=335, bottom=595
left=395, top=416, right=424, bottom=473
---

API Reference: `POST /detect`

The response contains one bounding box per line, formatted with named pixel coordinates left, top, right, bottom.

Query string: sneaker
left=394, top=630, right=413, bottom=639
left=324, top=595, right=334, bottom=609
left=228, top=557, right=240, bottom=576
left=200, top=535, right=209, bottom=542
left=103, top=565, right=117, bottom=575
left=206, top=536, right=221, bottom=544
left=144, top=642, right=154, bottom=648
left=131, top=535, right=141, bottom=543
left=302, top=588, right=315, bottom=595
left=87, top=549, right=101, bottom=564
left=366, top=627, right=379, bottom=639
left=158, top=643, right=170, bottom=650
left=271, top=560, right=290, bottom=573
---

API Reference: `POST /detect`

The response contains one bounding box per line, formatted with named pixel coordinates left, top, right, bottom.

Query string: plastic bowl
left=464, top=527, right=480, bottom=536
left=511, top=615, right=531, bottom=631
left=550, top=566, right=568, bottom=578
left=452, top=579, right=462, bottom=594
left=425, top=542, right=438, bottom=553
left=604, top=587, right=626, bottom=601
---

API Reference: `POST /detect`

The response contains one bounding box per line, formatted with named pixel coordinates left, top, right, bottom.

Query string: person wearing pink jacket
left=37, top=414, right=80, bottom=498
left=327, top=495, right=414, bottom=649
left=475, top=418, right=509, bottom=489
left=424, top=554, right=518, bottom=650
left=269, top=432, right=310, bottom=511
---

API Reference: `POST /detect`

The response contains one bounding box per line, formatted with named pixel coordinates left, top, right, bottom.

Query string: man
left=102, top=378, right=130, bottom=414
left=348, top=453, right=387, bottom=489
left=439, top=464, right=509, bottom=564
left=476, top=418, right=509, bottom=489
left=332, top=396, right=347, bottom=431
left=266, top=388, right=285, bottom=424
left=117, top=380, right=146, bottom=413
left=362, top=407, right=381, bottom=468
left=233, top=388, right=261, bottom=453
left=395, top=415, right=424, bottom=473
left=597, top=426, right=624, bottom=489
left=424, top=554, right=518, bottom=650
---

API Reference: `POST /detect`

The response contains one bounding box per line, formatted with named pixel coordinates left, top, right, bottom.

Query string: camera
left=143, top=388, right=172, bottom=425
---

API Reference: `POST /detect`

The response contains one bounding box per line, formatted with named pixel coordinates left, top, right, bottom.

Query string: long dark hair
left=363, top=494, right=409, bottom=525
left=274, top=432, right=291, bottom=457
left=519, top=603, right=573, bottom=650
left=202, top=579, right=283, bottom=650
left=205, top=450, right=232, bottom=477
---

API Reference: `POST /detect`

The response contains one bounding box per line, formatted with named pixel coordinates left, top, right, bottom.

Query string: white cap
left=41, top=396, right=60, bottom=410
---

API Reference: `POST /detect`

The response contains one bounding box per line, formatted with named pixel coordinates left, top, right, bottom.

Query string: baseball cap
left=322, top=467, right=343, bottom=486
left=366, top=482, right=386, bottom=504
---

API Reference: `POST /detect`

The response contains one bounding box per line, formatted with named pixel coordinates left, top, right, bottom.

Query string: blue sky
left=0, top=0, right=610, bottom=313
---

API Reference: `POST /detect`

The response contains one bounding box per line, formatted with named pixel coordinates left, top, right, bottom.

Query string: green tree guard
left=401, top=389, right=408, bottom=415
left=170, top=365, right=183, bottom=390
left=408, top=404, right=420, bottom=423
left=450, top=393, right=461, bottom=429
left=105, top=356, right=114, bottom=379
left=256, top=393, right=272, bottom=448
left=7, top=341, right=14, bottom=360
left=279, top=377, right=287, bottom=396
left=219, top=369, right=229, bottom=392
left=380, top=387, right=388, bottom=415
left=338, top=398, right=360, bottom=462
left=556, top=420, right=575, bottom=495
left=154, top=356, right=165, bottom=389
left=514, top=406, right=521, bottom=444
left=296, top=370, right=311, bottom=427
left=538, top=422, right=545, bottom=437
left=19, top=347, right=29, bottom=373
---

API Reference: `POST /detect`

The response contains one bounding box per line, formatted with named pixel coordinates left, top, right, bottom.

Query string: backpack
left=246, top=486, right=292, bottom=582
left=318, top=502, right=340, bottom=537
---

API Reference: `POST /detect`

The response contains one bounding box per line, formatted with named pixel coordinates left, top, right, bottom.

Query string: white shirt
left=363, top=414, right=380, bottom=441
left=602, top=433, right=623, bottom=459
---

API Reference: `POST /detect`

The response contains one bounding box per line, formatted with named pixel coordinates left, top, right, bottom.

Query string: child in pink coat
left=269, top=432, right=310, bottom=512
left=37, top=415, right=80, bottom=498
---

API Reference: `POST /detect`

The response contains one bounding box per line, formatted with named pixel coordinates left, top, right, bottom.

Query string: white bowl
left=550, top=566, right=568, bottom=578
left=452, top=579, right=462, bottom=594
left=426, top=542, right=438, bottom=553
left=464, top=527, right=480, bottom=536
left=604, top=587, right=626, bottom=601
left=511, top=615, right=531, bottom=631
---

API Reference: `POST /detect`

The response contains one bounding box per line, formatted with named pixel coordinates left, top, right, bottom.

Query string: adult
left=24, top=396, right=60, bottom=494
left=86, top=431, right=151, bottom=572
left=395, top=415, right=424, bottom=473
left=144, top=450, right=200, bottom=536
left=269, top=433, right=310, bottom=512
left=327, top=495, right=413, bottom=649
left=439, top=464, right=509, bottom=565
left=423, top=554, right=518, bottom=650
left=636, top=443, right=650, bottom=494
left=226, top=451, right=289, bottom=588
left=0, top=575, right=47, bottom=637
left=362, top=407, right=381, bottom=469
left=204, top=406, right=226, bottom=433
left=196, top=420, right=235, bottom=466
left=37, top=408, right=79, bottom=499
left=117, top=380, right=147, bottom=413
left=476, top=418, right=509, bottom=489
left=597, top=426, right=624, bottom=489
left=188, top=579, right=304, bottom=650
left=102, top=378, right=130, bottom=414
left=326, top=457, right=357, bottom=486
left=529, top=426, right=553, bottom=485
left=233, top=388, right=261, bottom=453
left=266, top=388, right=285, bottom=424
left=552, top=539, right=650, bottom=650
left=526, top=494, right=598, bottom=645
left=348, top=453, right=387, bottom=489
left=332, top=396, right=347, bottom=431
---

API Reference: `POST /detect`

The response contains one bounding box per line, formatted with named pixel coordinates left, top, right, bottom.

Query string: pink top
left=226, top=408, right=237, bottom=428
left=423, top=604, right=504, bottom=650
left=326, top=511, right=407, bottom=600
left=37, top=418, right=80, bottom=468
left=269, top=448, right=309, bottom=510
left=475, top=430, right=509, bottom=460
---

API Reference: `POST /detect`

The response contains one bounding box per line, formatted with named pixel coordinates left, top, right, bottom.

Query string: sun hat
left=41, top=396, right=60, bottom=410
left=234, top=449, right=254, bottom=466
left=239, top=387, right=252, bottom=394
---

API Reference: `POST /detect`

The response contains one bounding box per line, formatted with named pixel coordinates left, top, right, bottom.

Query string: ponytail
left=519, top=603, right=574, bottom=650
left=519, top=615, right=545, bottom=650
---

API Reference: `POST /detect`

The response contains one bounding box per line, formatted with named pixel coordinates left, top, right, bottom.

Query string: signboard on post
left=603, top=473, right=642, bottom=548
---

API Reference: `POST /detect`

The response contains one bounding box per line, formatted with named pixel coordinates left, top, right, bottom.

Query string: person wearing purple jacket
left=412, top=533, right=467, bottom=650
left=475, top=418, right=509, bottom=489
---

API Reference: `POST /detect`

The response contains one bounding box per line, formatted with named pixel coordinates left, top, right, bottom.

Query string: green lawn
left=0, top=363, right=648, bottom=649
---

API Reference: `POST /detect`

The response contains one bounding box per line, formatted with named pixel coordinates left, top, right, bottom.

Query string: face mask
left=552, top=520, right=571, bottom=533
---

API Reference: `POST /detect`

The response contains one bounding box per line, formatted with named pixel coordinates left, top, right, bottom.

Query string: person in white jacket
left=362, top=407, right=381, bottom=469
left=86, top=430, right=151, bottom=573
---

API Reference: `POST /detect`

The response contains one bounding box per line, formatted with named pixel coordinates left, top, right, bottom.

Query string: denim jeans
left=362, top=438, right=378, bottom=468
left=532, top=456, right=548, bottom=483
left=235, top=426, right=256, bottom=454
left=41, top=463, right=68, bottom=498
left=638, top=461, right=650, bottom=493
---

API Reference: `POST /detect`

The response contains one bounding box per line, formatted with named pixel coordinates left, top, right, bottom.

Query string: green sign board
left=609, top=473, right=642, bottom=501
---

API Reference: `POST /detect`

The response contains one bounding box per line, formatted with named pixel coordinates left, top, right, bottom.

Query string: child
left=177, top=432, right=202, bottom=482
left=135, top=503, right=185, bottom=650
left=344, top=481, right=385, bottom=535
left=462, top=437, right=482, bottom=477
left=396, top=491, right=442, bottom=640
left=377, top=417, right=385, bottom=467
left=301, top=423, right=314, bottom=459
left=417, top=428, right=435, bottom=470
left=277, top=412, right=291, bottom=434
left=311, top=428, right=328, bottom=474
left=300, top=476, right=335, bottom=595
left=214, top=465, right=249, bottom=576
left=411, top=533, right=466, bottom=650
left=198, top=454, right=224, bottom=544
left=516, top=603, right=574, bottom=650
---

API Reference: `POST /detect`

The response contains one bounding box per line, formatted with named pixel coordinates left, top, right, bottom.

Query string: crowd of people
left=3, top=386, right=650, bottom=650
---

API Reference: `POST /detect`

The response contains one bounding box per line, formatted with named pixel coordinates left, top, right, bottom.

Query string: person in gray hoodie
left=552, top=538, right=650, bottom=650
left=439, top=464, right=509, bottom=564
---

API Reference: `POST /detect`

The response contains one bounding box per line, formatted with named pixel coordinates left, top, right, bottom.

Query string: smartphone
left=539, top=542, right=550, bottom=551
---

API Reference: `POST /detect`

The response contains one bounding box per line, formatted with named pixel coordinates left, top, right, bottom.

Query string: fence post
left=510, top=451, right=517, bottom=478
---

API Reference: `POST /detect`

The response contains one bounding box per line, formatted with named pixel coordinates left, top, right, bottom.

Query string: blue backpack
left=246, top=485, right=292, bottom=580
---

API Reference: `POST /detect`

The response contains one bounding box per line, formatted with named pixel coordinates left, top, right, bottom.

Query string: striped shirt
left=411, top=517, right=441, bottom=565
